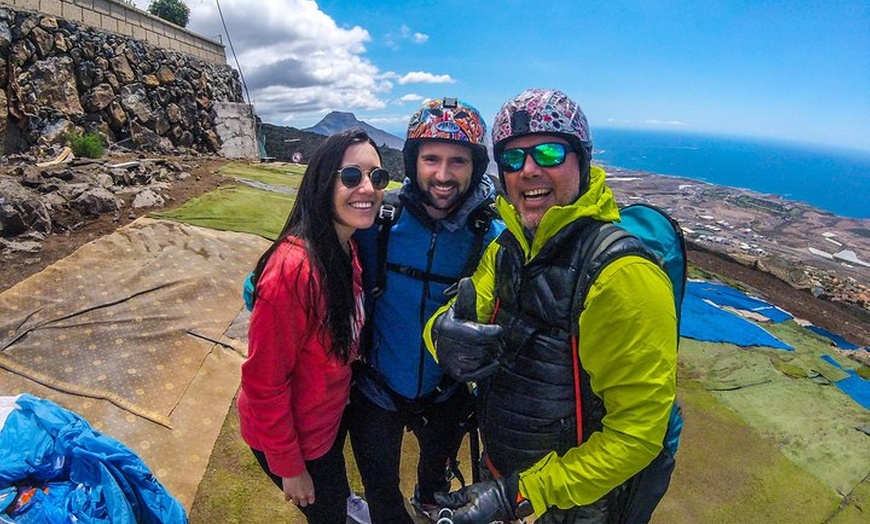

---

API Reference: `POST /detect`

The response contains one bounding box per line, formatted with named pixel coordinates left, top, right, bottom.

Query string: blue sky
left=135, top=1, right=869, bottom=151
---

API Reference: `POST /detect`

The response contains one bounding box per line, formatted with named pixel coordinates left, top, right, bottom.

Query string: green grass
left=188, top=395, right=366, bottom=524
left=67, top=132, right=104, bottom=158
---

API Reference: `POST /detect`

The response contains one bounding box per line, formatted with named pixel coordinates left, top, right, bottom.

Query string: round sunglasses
left=337, top=165, right=390, bottom=190
left=499, top=142, right=574, bottom=173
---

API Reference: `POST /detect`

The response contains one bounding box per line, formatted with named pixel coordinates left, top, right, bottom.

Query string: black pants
left=346, top=385, right=470, bottom=524
left=251, top=419, right=351, bottom=524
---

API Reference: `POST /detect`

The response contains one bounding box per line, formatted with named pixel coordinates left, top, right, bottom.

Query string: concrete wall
left=213, top=102, right=258, bottom=160
left=0, top=0, right=226, bottom=64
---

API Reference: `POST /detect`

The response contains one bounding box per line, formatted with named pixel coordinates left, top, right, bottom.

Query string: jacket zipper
left=415, top=227, right=439, bottom=398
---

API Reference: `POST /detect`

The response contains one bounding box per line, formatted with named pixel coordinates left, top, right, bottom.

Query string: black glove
left=434, top=473, right=530, bottom=524
left=432, top=278, right=505, bottom=382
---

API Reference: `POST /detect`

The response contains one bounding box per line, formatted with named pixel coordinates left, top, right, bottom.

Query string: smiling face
left=415, top=140, right=474, bottom=219
left=502, top=134, right=581, bottom=233
left=332, top=141, right=384, bottom=245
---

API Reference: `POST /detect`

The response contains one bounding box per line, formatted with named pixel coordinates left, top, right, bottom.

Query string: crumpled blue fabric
left=0, top=394, right=187, bottom=523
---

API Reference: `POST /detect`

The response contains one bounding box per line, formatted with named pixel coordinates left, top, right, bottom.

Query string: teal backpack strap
left=569, top=222, right=645, bottom=331
left=616, top=204, right=688, bottom=315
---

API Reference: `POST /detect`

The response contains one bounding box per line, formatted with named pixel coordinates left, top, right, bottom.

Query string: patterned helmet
left=491, top=88, right=593, bottom=191
left=403, top=97, right=490, bottom=184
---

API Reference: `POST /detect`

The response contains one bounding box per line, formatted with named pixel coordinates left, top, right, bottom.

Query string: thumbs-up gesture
left=432, top=278, right=505, bottom=382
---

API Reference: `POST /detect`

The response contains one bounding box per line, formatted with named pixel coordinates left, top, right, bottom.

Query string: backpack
left=571, top=203, right=687, bottom=330
left=570, top=203, right=686, bottom=456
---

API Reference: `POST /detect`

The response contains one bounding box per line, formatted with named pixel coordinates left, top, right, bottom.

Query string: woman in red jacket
left=239, top=128, right=389, bottom=523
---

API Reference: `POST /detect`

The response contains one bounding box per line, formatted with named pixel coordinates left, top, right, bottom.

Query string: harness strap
left=458, top=206, right=495, bottom=278
left=372, top=202, right=399, bottom=297
left=571, top=333, right=584, bottom=444
left=386, top=263, right=457, bottom=286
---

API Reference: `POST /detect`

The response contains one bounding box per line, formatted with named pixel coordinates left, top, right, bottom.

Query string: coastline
left=599, top=162, right=870, bottom=339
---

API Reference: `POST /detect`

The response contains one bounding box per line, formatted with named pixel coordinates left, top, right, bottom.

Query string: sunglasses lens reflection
left=501, top=149, right=526, bottom=172
left=500, top=143, right=570, bottom=173
left=339, top=166, right=389, bottom=190
left=369, top=168, right=390, bottom=190
left=533, top=143, right=568, bottom=167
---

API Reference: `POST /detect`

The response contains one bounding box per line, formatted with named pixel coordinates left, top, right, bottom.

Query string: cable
left=214, top=0, right=264, bottom=159
left=214, top=0, right=251, bottom=105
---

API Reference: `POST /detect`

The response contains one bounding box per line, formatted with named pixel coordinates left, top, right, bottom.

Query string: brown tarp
left=0, top=217, right=270, bottom=508
left=0, top=218, right=267, bottom=425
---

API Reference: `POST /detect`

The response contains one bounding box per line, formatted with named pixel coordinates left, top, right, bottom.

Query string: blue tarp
left=0, top=394, right=187, bottom=523
left=680, top=281, right=793, bottom=350
left=686, top=280, right=793, bottom=323
left=820, top=355, right=870, bottom=410
left=807, top=325, right=861, bottom=350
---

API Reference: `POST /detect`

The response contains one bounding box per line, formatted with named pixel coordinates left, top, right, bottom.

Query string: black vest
left=480, top=218, right=679, bottom=524
left=479, top=219, right=608, bottom=475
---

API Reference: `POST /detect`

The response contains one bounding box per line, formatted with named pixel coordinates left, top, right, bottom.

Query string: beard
left=421, top=182, right=464, bottom=212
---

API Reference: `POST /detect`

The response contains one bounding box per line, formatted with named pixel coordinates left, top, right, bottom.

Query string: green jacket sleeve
left=518, top=255, right=678, bottom=515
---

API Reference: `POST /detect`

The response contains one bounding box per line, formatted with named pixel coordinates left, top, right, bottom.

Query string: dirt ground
left=0, top=156, right=230, bottom=294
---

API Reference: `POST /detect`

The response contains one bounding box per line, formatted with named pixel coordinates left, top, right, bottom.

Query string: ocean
left=591, top=128, right=870, bottom=219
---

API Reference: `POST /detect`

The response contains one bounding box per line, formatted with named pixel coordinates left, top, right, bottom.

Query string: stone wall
left=0, top=3, right=247, bottom=155
left=0, top=0, right=225, bottom=64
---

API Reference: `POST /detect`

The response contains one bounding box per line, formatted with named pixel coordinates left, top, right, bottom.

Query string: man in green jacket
left=424, top=88, right=679, bottom=523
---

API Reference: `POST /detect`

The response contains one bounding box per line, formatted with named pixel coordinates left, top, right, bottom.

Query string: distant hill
left=303, top=111, right=405, bottom=151
left=259, top=123, right=405, bottom=179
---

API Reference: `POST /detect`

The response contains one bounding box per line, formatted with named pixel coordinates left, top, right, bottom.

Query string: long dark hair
left=252, top=128, right=382, bottom=363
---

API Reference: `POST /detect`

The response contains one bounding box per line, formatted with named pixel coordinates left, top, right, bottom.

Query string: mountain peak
left=303, top=111, right=404, bottom=151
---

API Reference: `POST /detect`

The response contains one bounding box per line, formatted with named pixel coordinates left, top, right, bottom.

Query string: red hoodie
left=238, top=236, right=363, bottom=477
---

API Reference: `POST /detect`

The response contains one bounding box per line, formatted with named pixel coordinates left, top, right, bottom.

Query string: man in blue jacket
left=347, top=97, right=503, bottom=523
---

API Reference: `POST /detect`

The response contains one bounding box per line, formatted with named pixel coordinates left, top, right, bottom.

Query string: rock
left=29, top=26, right=54, bottom=58
left=132, top=188, right=165, bottom=209
left=18, top=166, right=42, bottom=187
left=37, top=118, right=75, bottom=146
left=19, top=56, right=83, bottom=116
left=0, top=237, right=42, bottom=253
left=0, top=177, right=52, bottom=235
left=0, top=7, right=245, bottom=155
left=82, top=83, right=114, bottom=112
left=119, top=83, right=152, bottom=123
left=71, top=187, right=118, bottom=215
left=130, top=120, right=162, bottom=149
left=109, top=53, right=136, bottom=84
left=141, top=74, right=160, bottom=87
left=155, top=65, right=175, bottom=83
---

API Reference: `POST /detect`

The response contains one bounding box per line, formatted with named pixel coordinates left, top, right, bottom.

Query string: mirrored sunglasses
left=337, top=165, right=390, bottom=190
left=499, top=142, right=574, bottom=173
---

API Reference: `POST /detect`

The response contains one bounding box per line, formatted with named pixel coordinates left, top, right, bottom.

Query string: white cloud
left=642, top=119, right=688, bottom=126
left=131, top=1, right=447, bottom=125
left=367, top=114, right=414, bottom=129
left=399, top=72, right=457, bottom=85
left=135, top=0, right=392, bottom=124
left=604, top=118, right=687, bottom=127
left=400, top=94, right=424, bottom=102
left=390, top=24, right=428, bottom=48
